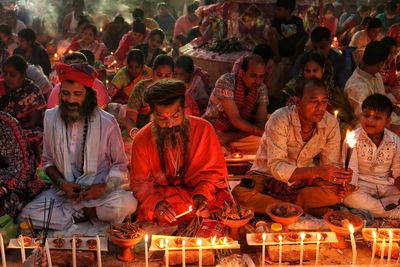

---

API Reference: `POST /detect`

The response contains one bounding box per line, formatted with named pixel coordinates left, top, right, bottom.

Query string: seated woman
left=0, top=111, right=44, bottom=217
left=13, top=28, right=51, bottom=77
left=135, top=28, right=166, bottom=67
left=64, top=23, right=108, bottom=63
left=108, top=49, right=152, bottom=104
left=0, top=55, right=47, bottom=160
left=283, top=52, right=355, bottom=133
left=126, top=54, right=199, bottom=138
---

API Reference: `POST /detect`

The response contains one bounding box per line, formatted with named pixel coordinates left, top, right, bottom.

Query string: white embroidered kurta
left=251, top=106, right=341, bottom=184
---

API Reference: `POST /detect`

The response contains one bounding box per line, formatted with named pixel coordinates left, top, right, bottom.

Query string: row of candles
left=0, top=233, right=102, bottom=267
left=143, top=234, right=228, bottom=267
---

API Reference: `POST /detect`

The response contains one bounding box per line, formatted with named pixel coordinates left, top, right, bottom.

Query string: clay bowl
left=265, top=203, right=303, bottom=232
left=107, top=230, right=144, bottom=262
left=323, top=210, right=363, bottom=249
left=17, top=236, right=32, bottom=247
left=217, top=212, right=254, bottom=240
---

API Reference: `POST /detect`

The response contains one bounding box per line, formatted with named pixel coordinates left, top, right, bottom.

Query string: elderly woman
left=13, top=28, right=51, bottom=76
left=0, top=55, right=47, bottom=160
left=0, top=111, right=44, bottom=217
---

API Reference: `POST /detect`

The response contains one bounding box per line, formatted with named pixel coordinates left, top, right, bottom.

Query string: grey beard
left=59, top=102, right=85, bottom=123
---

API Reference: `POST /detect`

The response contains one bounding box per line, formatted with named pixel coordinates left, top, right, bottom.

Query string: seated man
left=203, top=55, right=268, bottom=154
left=20, top=63, right=137, bottom=230
left=130, top=79, right=228, bottom=224
left=344, top=94, right=400, bottom=219
left=233, top=78, right=353, bottom=216
left=345, top=41, right=400, bottom=128
left=175, top=55, right=211, bottom=115
left=349, top=18, right=383, bottom=65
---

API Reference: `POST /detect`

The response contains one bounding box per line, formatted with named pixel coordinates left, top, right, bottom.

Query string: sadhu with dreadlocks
left=130, top=79, right=230, bottom=224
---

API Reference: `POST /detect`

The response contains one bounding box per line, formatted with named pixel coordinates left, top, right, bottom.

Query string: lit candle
left=45, top=239, right=52, bottom=267
left=300, top=232, right=305, bottom=266
left=19, top=235, right=25, bottom=263
left=106, top=80, right=109, bottom=85
left=110, top=52, right=114, bottom=56
left=197, top=238, right=202, bottom=267
left=388, top=231, right=393, bottom=265
left=262, top=232, right=266, bottom=267
left=53, top=53, right=58, bottom=60
left=349, top=224, right=356, bottom=266
left=278, top=235, right=283, bottom=266
left=113, top=60, right=117, bottom=72
left=96, top=235, right=102, bottom=267
left=72, top=236, right=76, bottom=267
left=165, top=239, right=169, bottom=267
left=232, top=152, right=243, bottom=159
left=0, top=233, right=6, bottom=267
left=316, top=233, right=321, bottom=266
left=144, top=234, right=149, bottom=267
left=223, top=236, right=227, bottom=245
left=334, top=110, right=339, bottom=119
left=68, top=50, right=73, bottom=54
left=370, top=231, right=377, bottom=266
left=99, top=27, right=103, bottom=33
left=345, top=130, right=357, bottom=171
left=380, top=238, right=386, bottom=265
left=211, top=235, right=216, bottom=247
left=182, top=240, right=186, bottom=267
left=175, top=205, right=193, bottom=219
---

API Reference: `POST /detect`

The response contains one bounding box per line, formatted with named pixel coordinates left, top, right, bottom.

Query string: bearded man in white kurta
left=20, top=63, right=137, bottom=230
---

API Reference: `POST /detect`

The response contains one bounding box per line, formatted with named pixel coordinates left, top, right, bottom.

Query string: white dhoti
left=19, top=187, right=138, bottom=230
left=344, top=181, right=400, bottom=219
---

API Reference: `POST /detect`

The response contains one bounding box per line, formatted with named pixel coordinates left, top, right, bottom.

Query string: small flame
left=389, top=230, right=393, bottom=239
left=349, top=224, right=354, bottom=234
left=110, top=52, right=114, bottom=55
left=211, top=235, right=216, bottom=246
left=188, top=205, right=193, bottom=212
left=278, top=235, right=282, bottom=242
left=68, top=50, right=73, bottom=54
left=317, top=233, right=321, bottom=241
left=182, top=240, right=186, bottom=247
left=113, top=60, right=117, bottom=64
left=262, top=232, right=267, bottom=241
left=334, top=110, right=339, bottom=118
left=160, top=239, right=164, bottom=248
left=223, top=236, right=227, bottom=245
left=372, top=231, right=377, bottom=239
left=334, top=37, right=338, bottom=41
left=144, top=234, right=148, bottom=243
left=300, top=232, right=306, bottom=241
left=346, top=130, right=357, bottom=149
left=197, top=238, right=203, bottom=247
left=54, top=53, right=58, bottom=58
left=106, top=80, right=109, bottom=84
left=99, top=27, right=103, bottom=32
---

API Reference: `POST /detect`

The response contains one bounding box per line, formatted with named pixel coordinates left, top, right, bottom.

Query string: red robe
left=130, top=116, right=229, bottom=222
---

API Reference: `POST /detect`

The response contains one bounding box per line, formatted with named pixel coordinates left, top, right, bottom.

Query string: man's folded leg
left=295, top=185, right=341, bottom=216
left=232, top=175, right=281, bottom=215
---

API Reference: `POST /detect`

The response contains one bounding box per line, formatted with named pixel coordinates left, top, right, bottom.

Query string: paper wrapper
left=267, top=244, right=316, bottom=262
left=165, top=250, right=215, bottom=266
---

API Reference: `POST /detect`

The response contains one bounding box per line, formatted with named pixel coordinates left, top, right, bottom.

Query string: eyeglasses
left=376, top=185, right=400, bottom=211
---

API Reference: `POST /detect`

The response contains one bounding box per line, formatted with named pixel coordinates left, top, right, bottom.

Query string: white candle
left=19, top=235, right=25, bottom=263
left=175, top=205, right=193, bottom=219
left=388, top=231, right=393, bottom=265
left=211, top=235, right=216, bottom=247
left=262, top=232, right=266, bottom=267
left=197, top=238, right=202, bottom=267
left=72, top=236, right=76, bottom=267
left=380, top=238, right=386, bottom=265
left=96, top=235, right=102, bottom=267
left=300, top=232, right=305, bottom=266
left=182, top=240, right=186, bottom=267
left=165, top=239, right=169, bottom=267
left=316, top=233, right=321, bottom=266
left=144, top=234, right=149, bottom=267
left=278, top=235, right=283, bottom=266
left=45, top=239, right=52, bottom=267
left=0, top=233, right=6, bottom=267
left=349, top=224, right=356, bottom=266
left=370, top=231, right=377, bottom=266
left=223, top=236, right=227, bottom=245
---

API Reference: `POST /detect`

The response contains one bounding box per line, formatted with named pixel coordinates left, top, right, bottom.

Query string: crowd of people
left=1, top=0, right=400, bottom=231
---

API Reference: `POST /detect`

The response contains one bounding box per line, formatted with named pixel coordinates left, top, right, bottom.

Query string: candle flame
left=68, top=50, right=73, bottom=54
left=211, top=235, right=216, bottom=246
left=160, top=239, right=164, bottom=248
left=144, top=234, right=148, bottom=242
left=334, top=110, right=339, bottom=118
left=262, top=232, right=267, bottom=241
left=54, top=53, right=58, bottom=58
left=197, top=238, right=203, bottom=246
left=223, top=236, right=227, bottom=245
left=110, top=52, right=114, bottom=55
left=372, top=231, right=377, bottom=239
left=317, top=233, right=321, bottom=241
left=346, top=130, right=357, bottom=148
left=300, top=232, right=306, bottom=241
left=188, top=205, right=193, bottom=212
left=278, top=235, right=282, bottom=242
left=334, top=37, right=338, bottom=41
left=113, top=60, right=117, bottom=64
left=182, top=240, right=186, bottom=246
left=99, top=27, right=103, bottom=32
left=349, top=224, right=354, bottom=234
left=389, top=230, right=393, bottom=239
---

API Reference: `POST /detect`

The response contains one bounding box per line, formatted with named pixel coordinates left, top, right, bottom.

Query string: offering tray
left=8, top=237, right=108, bottom=251
left=246, top=232, right=338, bottom=246
left=149, top=235, right=240, bottom=251
left=362, top=228, right=400, bottom=242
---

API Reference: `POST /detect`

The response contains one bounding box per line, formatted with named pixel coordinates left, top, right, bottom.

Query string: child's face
left=360, top=108, right=390, bottom=137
